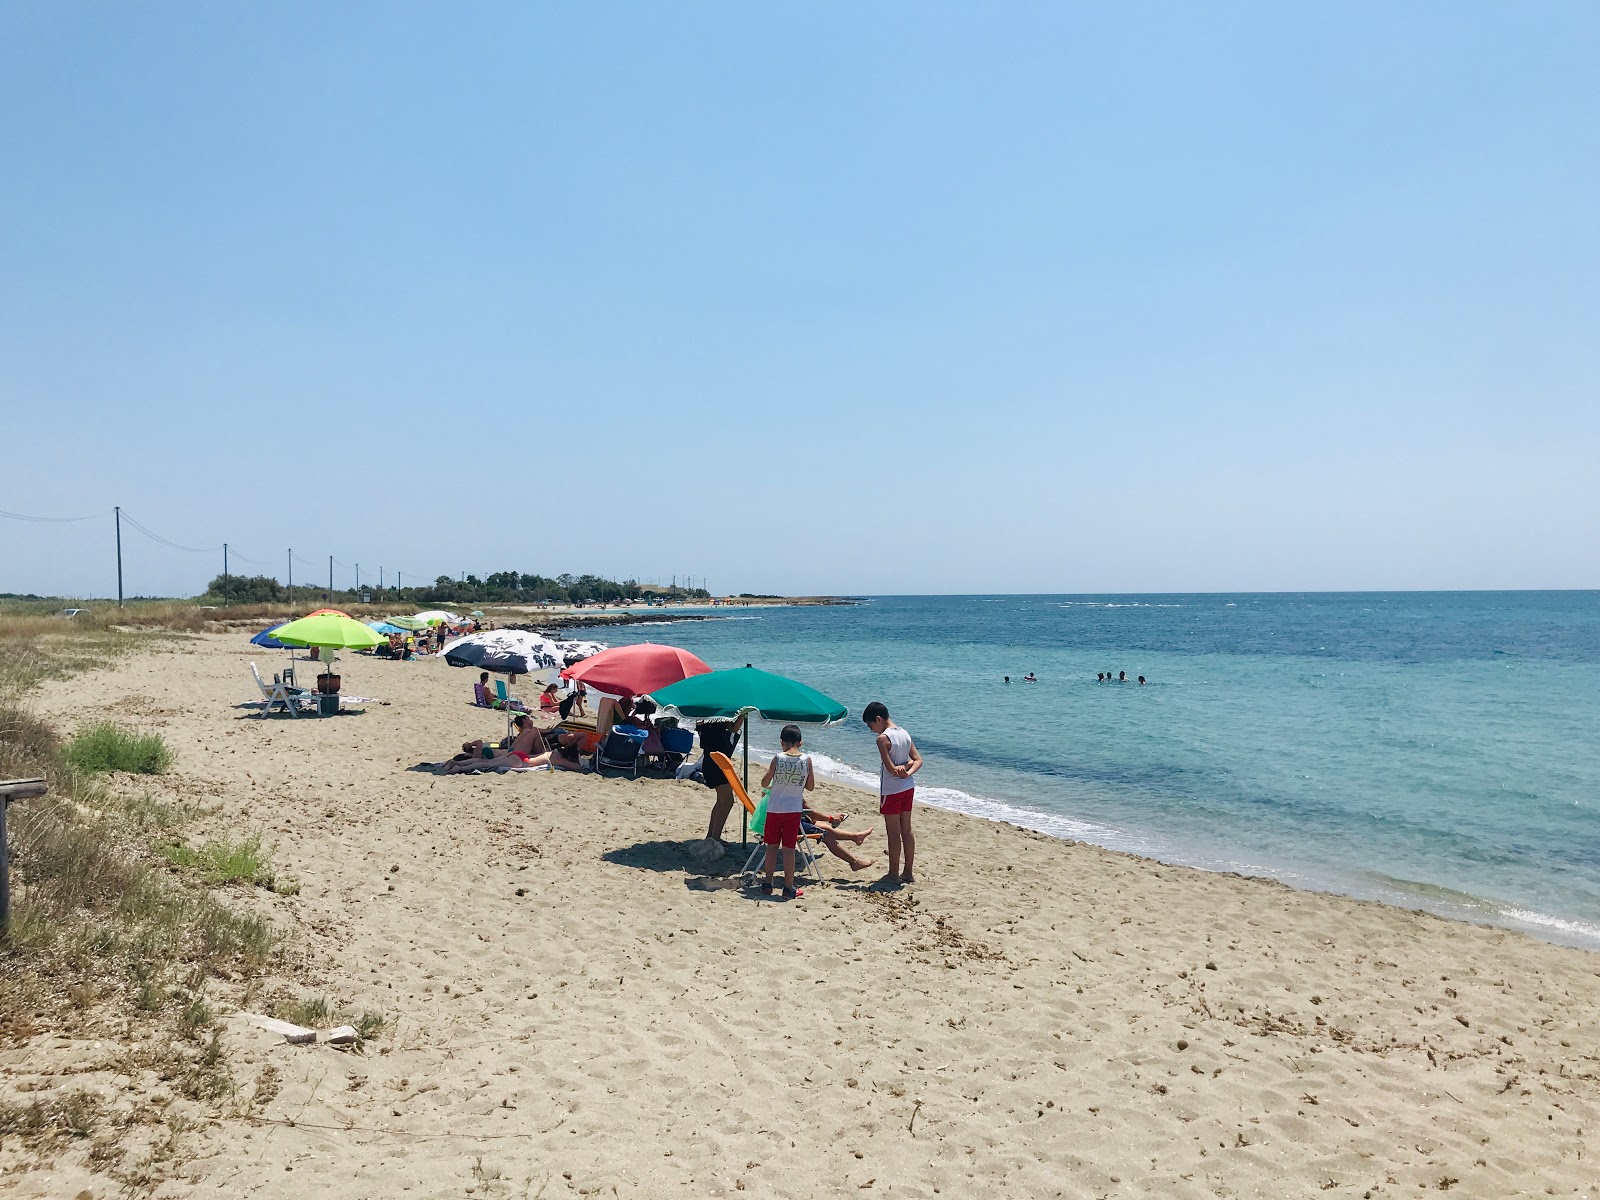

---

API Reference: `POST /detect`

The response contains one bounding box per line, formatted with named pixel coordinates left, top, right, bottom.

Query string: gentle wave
left=748, top=743, right=1144, bottom=849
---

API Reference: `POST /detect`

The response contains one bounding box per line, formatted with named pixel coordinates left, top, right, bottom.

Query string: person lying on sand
left=802, top=807, right=875, bottom=872
left=452, top=714, right=548, bottom=771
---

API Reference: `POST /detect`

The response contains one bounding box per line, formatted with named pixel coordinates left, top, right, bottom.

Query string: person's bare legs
left=762, top=844, right=778, bottom=890
left=898, top=811, right=916, bottom=882
left=782, top=845, right=796, bottom=893
left=705, top=785, right=736, bottom=842
left=883, top=811, right=903, bottom=883
left=820, top=830, right=875, bottom=872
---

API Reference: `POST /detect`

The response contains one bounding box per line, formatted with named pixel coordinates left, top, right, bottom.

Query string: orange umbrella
left=307, top=608, right=350, bottom=618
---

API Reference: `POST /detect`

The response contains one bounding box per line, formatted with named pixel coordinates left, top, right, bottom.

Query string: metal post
left=223, top=543, right=229, bottom=607
left=114, top=506, right=123, bottom=607
left=355, top=563, right=360, bottom=591
left=288, top=550, right=293, bottom=607
left=329, top=556, right=333, bottom=596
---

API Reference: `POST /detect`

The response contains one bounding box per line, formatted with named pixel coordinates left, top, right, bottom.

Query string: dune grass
left=64, top=722, right=173, bottom=775
left=158, top=834, right=274, bottom=887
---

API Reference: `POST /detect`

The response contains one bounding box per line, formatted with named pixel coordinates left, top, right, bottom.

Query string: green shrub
left=158, top=835, right=272, bottom=887
left=64, top=723, right=172, bottom=775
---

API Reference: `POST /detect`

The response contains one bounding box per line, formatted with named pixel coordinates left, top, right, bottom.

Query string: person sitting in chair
left=802, top=806, right=876, bottom=873
left=539, top=682, right=562, bottom=714
left=474, top=672, right=497, bottom=708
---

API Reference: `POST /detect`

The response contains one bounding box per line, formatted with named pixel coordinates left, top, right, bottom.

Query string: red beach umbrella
left=561, top=643, right=711, bottom=697
left=307, top=608, right=350, bottom=618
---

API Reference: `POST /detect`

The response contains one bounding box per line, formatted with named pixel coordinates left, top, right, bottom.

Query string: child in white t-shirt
left=758, top=724, right=814, bottom=899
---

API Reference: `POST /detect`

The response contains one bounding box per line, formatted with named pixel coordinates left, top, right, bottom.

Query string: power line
left=0, top=506, right=106, bottom=523
left=119, top=511, right=221, bottom=554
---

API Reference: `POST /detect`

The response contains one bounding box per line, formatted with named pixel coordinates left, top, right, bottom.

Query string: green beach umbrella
left=653, top=667, right=847, bottom=842
left=386, top=615, right=427, bottom=632
left=271, top=613, right=385, bottom=651
left=651, top=666, right=848, bottom=725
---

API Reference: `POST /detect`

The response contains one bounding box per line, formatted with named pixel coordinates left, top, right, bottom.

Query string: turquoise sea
left=594, top=594, right=1600, bottom=950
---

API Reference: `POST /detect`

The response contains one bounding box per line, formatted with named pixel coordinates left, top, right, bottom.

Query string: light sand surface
left=8, top=633, right=1600, bottom=1198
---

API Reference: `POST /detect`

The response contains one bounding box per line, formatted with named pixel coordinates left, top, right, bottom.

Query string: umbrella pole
left=741, top=732, right=750, bottom=846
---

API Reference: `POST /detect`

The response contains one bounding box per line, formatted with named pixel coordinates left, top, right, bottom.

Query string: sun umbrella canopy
left=249, top=623, right=292, bottom=648
left=366, top=621, right=407, bottom=635
left=271, top=613, right=385, bottom=650
left=650, top=666, right=848, bottom=725
left=552, top=638, right=607, bottom=666
left=415, top=610, right=459, bottom=626
left=386, top=616, right=427, bottom=631
left=307, top=608, right=350, bottom=618
left=561, top=643, right=710, bottom=697
left=442, top=630, right=562, bottom=675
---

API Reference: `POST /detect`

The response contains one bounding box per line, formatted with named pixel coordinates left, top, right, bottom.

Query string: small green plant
left=63, top=722, right=173, bottom=775
left=355, top=1011, right=385, bottom=1047
left=158, top=835, right=273, bottom=886
left=178, top=996, right=212, bottom=1039
left=273, top=995, right=331, bottom=1028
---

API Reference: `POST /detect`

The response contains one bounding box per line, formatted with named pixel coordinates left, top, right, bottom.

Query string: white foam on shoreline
left=745, top=743, right=1600, bottom=952
left=750, top=743, right=1133, bottom=847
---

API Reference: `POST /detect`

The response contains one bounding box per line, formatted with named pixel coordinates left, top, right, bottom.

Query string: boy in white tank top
left=758, top=724, right=814, bottom=899
left=863, top=701, right=923, bottom=885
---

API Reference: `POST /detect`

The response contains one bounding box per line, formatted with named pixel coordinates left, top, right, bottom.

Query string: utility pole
left=397, top=571, right=402, bottom=592
left=114, top=506, right=123, bottom=607
left=329, top=555, right=333, bottom=596
left=288, top=550, right=293, bottom=608
left=355, top=564, right=360, bottom=592
left=223, top=543, right=229, bottom=607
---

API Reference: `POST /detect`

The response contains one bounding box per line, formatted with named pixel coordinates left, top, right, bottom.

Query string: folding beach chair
left=249, top=661, right=317, bottom=719
left=708, top=751, right=823, bottom=888
left=595, top=725, right=648, bottom=778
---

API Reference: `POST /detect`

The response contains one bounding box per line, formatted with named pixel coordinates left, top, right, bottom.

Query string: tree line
left=203, top=572, right=711, bottom=607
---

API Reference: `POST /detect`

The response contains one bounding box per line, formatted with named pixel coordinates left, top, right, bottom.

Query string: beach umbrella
left=552, top=638, right=607, bottom=666
left=415, top=610, right=458, bottom=626
left=307, top=608, right=350, bottom=618
left=441, top=629, right=562, bottom=675
left=249, top=623, right=292, bottom=649
left=561, top=643, right=710, bottom=697
left=469, top=610, right=485, bottom=619
left=271, top=613, right=385, bottom=651
left=386, top=616, right=427, bottom=631
left=366, top=621, right=407, bottom=636
left=650, top=666, right=848, bottom=725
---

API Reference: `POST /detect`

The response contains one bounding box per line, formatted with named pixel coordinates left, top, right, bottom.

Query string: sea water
left=594, top=594, right=1600, bottom=950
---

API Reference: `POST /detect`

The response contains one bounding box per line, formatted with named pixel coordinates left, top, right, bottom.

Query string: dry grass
left=0, top=610, right=286, bottom=1185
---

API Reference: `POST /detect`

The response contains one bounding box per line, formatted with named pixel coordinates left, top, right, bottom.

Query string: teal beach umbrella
left=650, top=666, right=848, bottom=725
left=652, top=666, right=847, bottom=841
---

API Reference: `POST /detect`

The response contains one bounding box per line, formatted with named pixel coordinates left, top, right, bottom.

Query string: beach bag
left=750, top=788, right=770, bottom=838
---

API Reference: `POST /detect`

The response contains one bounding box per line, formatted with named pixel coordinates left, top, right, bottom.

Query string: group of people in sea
left=1001, top=671, right=1147, bottom=685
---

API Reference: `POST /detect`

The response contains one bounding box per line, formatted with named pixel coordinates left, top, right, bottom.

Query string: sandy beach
left=6, top=632, right=1599, bottom=1199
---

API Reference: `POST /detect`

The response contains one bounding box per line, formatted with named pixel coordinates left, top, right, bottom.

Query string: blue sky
left=2, top=2, right=1597, bottom=597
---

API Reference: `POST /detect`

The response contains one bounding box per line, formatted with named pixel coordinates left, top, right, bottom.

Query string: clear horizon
left=3, top=3, right=1597, bottom=597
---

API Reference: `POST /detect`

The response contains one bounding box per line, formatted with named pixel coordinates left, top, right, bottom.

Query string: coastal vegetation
left=0, top=615, right=284, bottom=1185
left=202, top=570, right=711, bottom=608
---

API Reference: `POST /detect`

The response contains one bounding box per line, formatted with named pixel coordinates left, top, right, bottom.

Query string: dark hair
left=634, top=698, right=657, bottom=717
left=780, top=724, right=802, bottom=746
left=480, top=671, right=489, bottom=682
left=862, top=701, right=889, bottom=724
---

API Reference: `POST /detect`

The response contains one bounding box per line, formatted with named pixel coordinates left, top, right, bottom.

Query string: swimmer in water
left=1138, top=676, right=1146, bottom=685
left=1003, top=676, right=1011, bottom=684
left=1096, top=673, right=1104, bottom=682
left=1118, top=671, right=1127, bottom=682
left=1023, top=672, right=1037, bottom=683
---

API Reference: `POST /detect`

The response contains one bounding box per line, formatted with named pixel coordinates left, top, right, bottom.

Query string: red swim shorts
left=763, top=811, right=803, bottom=848
left=879, top=788, right=914, bottom=816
